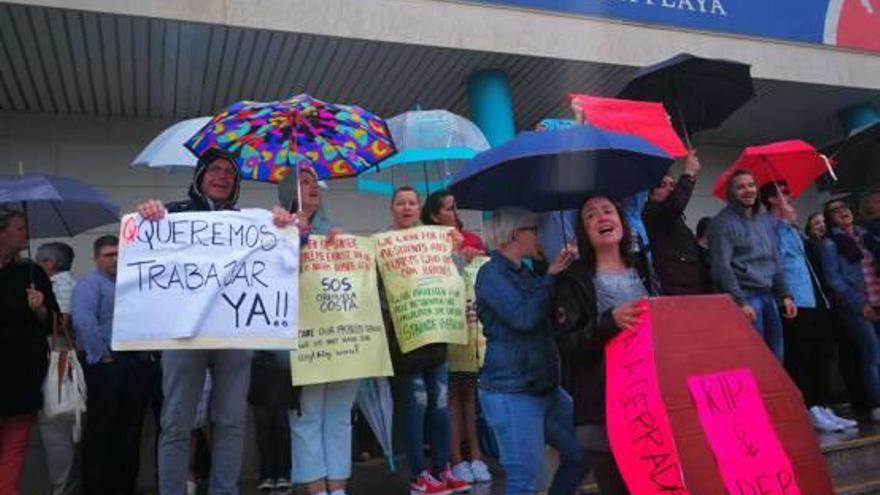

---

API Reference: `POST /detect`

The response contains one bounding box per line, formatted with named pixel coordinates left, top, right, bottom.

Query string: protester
left=72, top=235, right=152, bottom=495
left=138, top=150, right=256, bottom=495
left=281, top=167, right=357, bottom=495
left=643, top=149, right=708, bottom=294
left=552, top=196, right=654, bottom=495
left=0, top=207, right=57, bottom=495
left=421, top=190, right=492, bottom=484
left=859, top=185, right=880, bottom=246
left=821, top=198, right=880, bottom=422
left=695, top=216, right=713, bottom=290
left=709, top=170, right=796, bottom=360
left=761, top=183, right=857, bottom=431
left=475, top=206, right=588, bottom=495
left=382, top=186, right=471, bottom=495
left=35, top=241, right=82, bottom=495
left=248, top=351, right=292, bottom=495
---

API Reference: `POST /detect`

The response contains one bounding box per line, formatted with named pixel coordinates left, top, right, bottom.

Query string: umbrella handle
left=820, top=154, right=838, bottom=182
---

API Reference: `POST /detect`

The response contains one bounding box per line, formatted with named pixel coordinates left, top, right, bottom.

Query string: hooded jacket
left=165, top=151, right=241, bottom=213
left=708, top=176, right=789, bottom=305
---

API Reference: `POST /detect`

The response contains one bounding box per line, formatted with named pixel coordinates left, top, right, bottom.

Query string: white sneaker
left=469, top=459, right=492, bottom=483
left=870, top=407, right=880, bottom=423
left=186, top=480, right=198, bottom=495
left=809, top=406, right=844, bottom=432
left=451, top=461, right=475, bottom=484
left=821, top=407, right=858, bottom=429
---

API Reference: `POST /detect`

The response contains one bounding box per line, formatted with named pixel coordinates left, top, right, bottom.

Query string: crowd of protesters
left=1, top=142, right=879, bottom=495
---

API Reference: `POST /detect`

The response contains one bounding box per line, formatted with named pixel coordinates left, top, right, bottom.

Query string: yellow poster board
left=292, top=234, right=393, bottom=386
left=374, top=226, right=468, bottom=354
left=448, top=255, right=490, bottom=373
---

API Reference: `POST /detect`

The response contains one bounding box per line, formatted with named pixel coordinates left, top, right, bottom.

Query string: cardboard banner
left=448, top=255, right=489, bottom=373
left=688, top=369, right=801, bottom=495
left=292, top=234, right=393, bottom=386
left=606, top=304, right=692, bottom=495
left=374, top=226, right=467, bottom=353
left=112, top=209, right=299, bottom=350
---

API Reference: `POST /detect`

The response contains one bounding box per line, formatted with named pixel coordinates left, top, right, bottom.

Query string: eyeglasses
left=205, top=165, right=237, bottom=177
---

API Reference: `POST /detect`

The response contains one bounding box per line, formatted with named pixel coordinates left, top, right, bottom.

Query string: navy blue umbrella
left=0, top=174, right=120, bottom=238
left=448, top=125, right=674, bottom=212
left=618, top=53, right=755, bottom=144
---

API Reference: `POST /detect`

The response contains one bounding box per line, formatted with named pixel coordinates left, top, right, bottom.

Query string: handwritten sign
left=606, top=305, right=692, bottom=495
left=687, top=369, right=801, bottom=495
left=448, top=255, right=489, bottom=373
left=112, top=209, right=299, bottom=350
left=292, top=234, right=393, bottom=385
left=374, top=226, right=467, bottom=353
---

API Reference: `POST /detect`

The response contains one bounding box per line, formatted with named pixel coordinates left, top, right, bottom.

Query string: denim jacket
left=820, top=227, right=868, bottom=315
left=475, top=252, right=559, bottom=394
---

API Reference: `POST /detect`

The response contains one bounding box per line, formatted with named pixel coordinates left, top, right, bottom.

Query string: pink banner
left=606, top=305, right=691, bottom=495
left=687, top=369, right=801, bottom=495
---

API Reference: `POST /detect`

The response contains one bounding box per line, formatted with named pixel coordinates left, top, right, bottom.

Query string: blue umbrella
left=0, top=174, right=120, bottom=238
left=448, top=124, right=674, bottom=212
left=617, top=53, right=755, bottom=145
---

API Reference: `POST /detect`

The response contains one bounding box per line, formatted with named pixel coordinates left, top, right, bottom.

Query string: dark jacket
left=475, top=252, right=560, bottom=394
left=165, top=154, right=241, bottom=213
left=821, top=227, right=875, bottom=315
left=708, top=184, right=789, bottom=305
left=552, top=256, right=658, bottom=425
left=643, top=174, right=706, bottom=295
left=1, top=259, right=58, bottom=417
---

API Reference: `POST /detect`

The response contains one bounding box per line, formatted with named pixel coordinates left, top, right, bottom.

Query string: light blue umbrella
left=356, top=109, right=489, bottom=197
left=355, top=377, right=396, bottom=471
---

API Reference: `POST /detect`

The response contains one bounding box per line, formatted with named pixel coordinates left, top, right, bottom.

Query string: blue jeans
left=743, top=290, right=784, bottom=361
left=840, top=312, right=880, bottom=408
left=398, top=362, right=450, bottom=477
left=479, top=387, right=589, bottom=495
left=289, top=379, right=359, bottom=483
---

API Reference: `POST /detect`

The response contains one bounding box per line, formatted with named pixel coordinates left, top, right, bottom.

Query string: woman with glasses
left=475, top=207, right=588, bottom=495
left=821, top=198, right=880, bottom=423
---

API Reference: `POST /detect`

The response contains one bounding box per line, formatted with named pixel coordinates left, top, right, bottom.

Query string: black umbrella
left=819, top=121, right=880, bottom=193
left=618, top=53, right=755, bottom=147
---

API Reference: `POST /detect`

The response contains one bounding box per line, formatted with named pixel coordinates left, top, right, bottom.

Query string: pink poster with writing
left=687, top=369, right=801, bottom=495
left=605, top=306, right=692, bottom=495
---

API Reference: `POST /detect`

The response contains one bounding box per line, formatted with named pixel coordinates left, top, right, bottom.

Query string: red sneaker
left=440, top=465, right=472, bottom=493
left=410, top=470, right=452, bottom=495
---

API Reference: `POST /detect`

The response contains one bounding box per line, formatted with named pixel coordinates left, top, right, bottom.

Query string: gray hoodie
left=708, top=177, right=789, bottom=305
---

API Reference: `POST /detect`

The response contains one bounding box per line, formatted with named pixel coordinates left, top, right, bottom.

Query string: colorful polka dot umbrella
left=185, top=94, right=397, bottom=183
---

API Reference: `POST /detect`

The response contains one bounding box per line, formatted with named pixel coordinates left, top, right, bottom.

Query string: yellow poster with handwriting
left=374, top=226, right=468, bottom=354
left=292, top=234, right=393, bottom=386
left=448, top=255, right=490, bottom=373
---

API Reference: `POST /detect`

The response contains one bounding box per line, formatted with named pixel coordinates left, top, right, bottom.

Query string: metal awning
left=0, top=2, right=877, bottom=148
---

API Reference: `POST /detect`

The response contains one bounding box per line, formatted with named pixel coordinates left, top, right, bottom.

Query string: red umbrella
left=711, top=139, right=836, bottom=200
left=569, top=94, right=688, bottom=158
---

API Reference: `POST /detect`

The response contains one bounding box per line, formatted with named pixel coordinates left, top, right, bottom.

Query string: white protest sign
left=112, top=209, right=300, bottom=350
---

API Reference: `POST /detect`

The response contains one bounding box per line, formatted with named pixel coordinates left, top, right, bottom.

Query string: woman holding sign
left=552, top=195, right=658, bottom=495
left=279, top=165, right=360, bottom=495
left=381, top=186, right=472, bottom=495
left=421, top=190, right=492, bottom=485
left=474, top=206, right=588, bottom=495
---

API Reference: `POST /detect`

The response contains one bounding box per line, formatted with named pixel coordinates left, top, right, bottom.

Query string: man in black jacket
left=642, top=150, right=709, bottom=295
left=136, top=150, right=255, bottom=495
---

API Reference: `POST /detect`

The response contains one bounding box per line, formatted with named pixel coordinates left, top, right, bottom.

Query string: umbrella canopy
left=0, top=174, right=120, bottom=238
left=185, top=94, right=396, bottom=183
left=356, top=109, right=489, bottom=196
left=131, top=117, right=212, bottom=171
left=355, top=377, right=396, bottom=471
left=448, top=125, right=674, bottom=212
left=821, top=121, right=880, bottom=193
left=570, top=94, right=689, bottom=159
left=711, top=139, right=834, bottom=200
left=617, top=53, right=755, bottom=141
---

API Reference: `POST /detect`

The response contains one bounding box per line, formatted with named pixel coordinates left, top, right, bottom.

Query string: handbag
left=42, top=313, right=87, bottom=441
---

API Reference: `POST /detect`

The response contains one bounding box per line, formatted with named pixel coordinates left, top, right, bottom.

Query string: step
left=823, top=431, right=880, bottom=488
